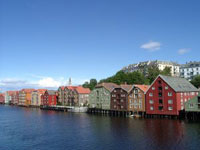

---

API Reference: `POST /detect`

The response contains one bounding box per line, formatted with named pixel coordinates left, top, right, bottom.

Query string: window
left=149, top=100, right=154, bottom=104
left=168, top=92, right=172, bottom=96
left=168, top=99, right=173, bottom=104
left=165, top=86, right=168, bottom=90
left=114, top=90, right=117, bottom=92
left=150, top=106, right=154, bottom=110
left=158, top=87, right=162, bottom=91
left=159, top=99, right=163, bottom=104
left=152, top=87, right=155, bottom=90
left=114, top=99, right=116, bottom=102
left=114, top=105, right=116, bottom=108
left=139, top=94, right=142, bottom=98
left=158, top=80, right=162, bottom=84
left=149, top=93, right=153, bottom=97
left=121, top=106, right=124, bottom=109
left=121, top=94, right=125, bottom=97
left=112, top=94, right=116, bottom=97
left=158, top=106, right=163, bottom=110
left=120, top=99, right=124, bottom=102
left=168, top=106, right=173, bottom=110
left=189, top=104, right=194, bottom=108
left=159, top=93, right=162, bottom=97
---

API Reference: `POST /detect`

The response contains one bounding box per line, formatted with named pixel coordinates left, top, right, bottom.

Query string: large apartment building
left=122, top=60, right=180, bottom=77
left=180, top=61, right=200, bottom=81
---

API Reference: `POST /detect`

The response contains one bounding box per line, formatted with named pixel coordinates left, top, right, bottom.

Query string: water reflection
left=0, top=105, right=200, bottom=150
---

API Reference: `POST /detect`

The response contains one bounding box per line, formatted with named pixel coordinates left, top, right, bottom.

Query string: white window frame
left=168, top=99, right=173, bottom=104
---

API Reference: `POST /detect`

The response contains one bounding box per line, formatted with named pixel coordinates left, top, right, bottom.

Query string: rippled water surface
left=0, top=105, right=200, bottom=150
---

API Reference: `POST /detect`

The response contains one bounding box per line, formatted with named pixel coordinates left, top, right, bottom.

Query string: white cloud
left=0, top=76, right=89, bottom=92
left=178, top=48, right=190, bottom=55
left=37, top=77, right=61, bottom=88
left=140, top=41, right=161, bottom=52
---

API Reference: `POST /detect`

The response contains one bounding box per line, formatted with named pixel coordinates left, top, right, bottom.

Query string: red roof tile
left=134, top=84, right=150, bottom=92
left=75, top=86, right=90, bottom=94
left=37, top=89, right=47, bottom=94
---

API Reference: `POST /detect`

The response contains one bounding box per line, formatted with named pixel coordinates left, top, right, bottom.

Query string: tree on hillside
left=191, top=75, right=200, bottom=88
left=98, top=71, right=148, bottom=85
left=146, top=66, right=160, bottom=84
left=82, top=79, right=97, bottom=90
left=160, top=67, right=171, bottom=76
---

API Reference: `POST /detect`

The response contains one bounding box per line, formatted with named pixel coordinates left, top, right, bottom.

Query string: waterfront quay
left=1, top=74, right=200, bottom=121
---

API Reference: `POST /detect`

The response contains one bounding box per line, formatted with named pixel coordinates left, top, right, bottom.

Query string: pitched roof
left=66, top=86, right=78, bottom=90
left=47, top=90, right=57, bottom=95
left=120, top=84, right=133, bottom=92
left=159, top=75, right=199, bottom=92
left=37, top=89, right=47, bottom=94
left=7, top=91, right=18, bottom=95
left=75, top=86, right=90, bottom=94
left=0, top=93, right=5, bottom=97
left=134, top=84, right=150, bottom=92
left=59, top=86, right=65, bottom=90
left=96, top=83, right=119, bottom=92
left=21, top=89, right=35, bottom=93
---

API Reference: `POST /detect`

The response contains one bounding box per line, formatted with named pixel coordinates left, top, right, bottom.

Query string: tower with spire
left=68, top=78, right=72, bottom=86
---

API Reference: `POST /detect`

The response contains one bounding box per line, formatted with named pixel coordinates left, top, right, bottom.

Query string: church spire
left=68, top=78, right=72, bottom=86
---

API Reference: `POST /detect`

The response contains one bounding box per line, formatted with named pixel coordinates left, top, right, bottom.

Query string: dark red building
left=110, top=84, right=133, bottom=111
left=42, top=90, right=57, bottom=106
left=146, top=75, right=199, bottom=116
left=0, top=93, right=5, bottom=104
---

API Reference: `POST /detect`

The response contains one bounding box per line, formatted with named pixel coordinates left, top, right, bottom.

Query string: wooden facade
left=31, top=89, right=47, bottom=106
left=42, top=90, right=57, bottom=106
left=185, top=93, right=200, bottom=112
left=146, top=75, right=199, bottom=116
left=0, top=93, right=5, bottom=104
left=89, top=83, right=118, bottom=110
left=128, top=85, right=149, bottom=113
left=110, top=85, right=133, bottom=111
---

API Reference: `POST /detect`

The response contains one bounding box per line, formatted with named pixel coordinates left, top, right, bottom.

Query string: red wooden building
left=110, top=84, right=133, bottom=111
left=42, top=90, right=57, bottom=106
left=146, top=75, right=199, bottom=116
left=0, top=93, right=5, bottom=104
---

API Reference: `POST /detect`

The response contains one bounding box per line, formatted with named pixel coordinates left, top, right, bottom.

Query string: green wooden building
left=185, top=93, right=200, bottom=112
left=89, top=83, right=118, bottom=110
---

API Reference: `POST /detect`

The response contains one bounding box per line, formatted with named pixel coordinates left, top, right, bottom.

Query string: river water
left=0, top=105, right=200, bottom=150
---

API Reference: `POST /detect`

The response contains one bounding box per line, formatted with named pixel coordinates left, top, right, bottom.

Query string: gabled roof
left=0, top=93, right=5, bottom=97
left=75, top=86, right=90, bottom=94
left=47, top=90, right=57, bottom=95
left=120, top=84, right=133, bottom=92
left=7, top=91, right=18, bottom=95
left=21, top=89, right=35, bottom=93
left=134, top=84, right=150, bottom=92
left=59, top=86, right=65, bottom=90
left=37, top=89, right=47, bottom=94
left=66, top=86, right=78, bottom=90
left=96, top=83, right=119, bottom=92
left=159, top=75, right=198, bottom=92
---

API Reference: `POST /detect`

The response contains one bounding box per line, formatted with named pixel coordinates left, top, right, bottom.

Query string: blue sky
left=0, top=0, right=200, bottom=91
